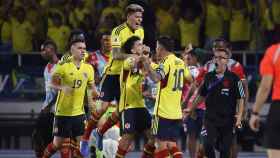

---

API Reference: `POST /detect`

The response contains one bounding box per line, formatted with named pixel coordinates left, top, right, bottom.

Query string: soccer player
left=33, top=40, right=60, bottom=158
left=85, top=32, right=112, bottom=157
left=186, top=46, right=245, bottom=158
left=141, top=36, right=193, bottom=158
left=41, top=37, right=98, bottom=158
left=249, top=43, right=280, bottom=158
left=181, top=45, right=206, bottom=158
left=114, top=36, right=155, bottom=158
left=80, top=4, right=145, bottom=155
left=86, top=32, right=111, bottom=85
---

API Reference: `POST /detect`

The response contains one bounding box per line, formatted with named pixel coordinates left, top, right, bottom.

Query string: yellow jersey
left=53, top=61, right=94, bottom=116
left=104, top=23, right=144, bottom=75
left=119, top=58, right=145, bottom=112
left=154, top=54, right=192, bottom=119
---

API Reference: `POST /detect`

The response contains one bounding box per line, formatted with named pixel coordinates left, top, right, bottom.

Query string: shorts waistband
left=272, top=100, right=280, bottom=104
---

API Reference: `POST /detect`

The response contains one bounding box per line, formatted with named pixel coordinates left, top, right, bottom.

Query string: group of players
left=33, top=3, right=253, bottom=158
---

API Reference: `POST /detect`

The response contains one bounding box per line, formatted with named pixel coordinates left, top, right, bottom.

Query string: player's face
left=40, top=45, right=55, bottom=61
left=182, top=52, right=195, bottom=66
left=101, top=35, right=112, bottom=53
left=127, top=11, right=143, bottom=30
left=71, top=42, right=86, bottom=61
left=213, top=50, right=229, bottom=73
left=131, top=40, right=143, bottom=55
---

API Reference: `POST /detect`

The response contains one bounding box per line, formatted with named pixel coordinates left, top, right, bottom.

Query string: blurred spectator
left=47, top=13, right=71, bottom=53
left=203, top=0, right=228, bottom=49
left=178, top=7, right=202, bottom=48
left=0, top=11, right=12, bottom=49
left=80, top=14, right=97, bottom=51
left=22, top=0, right=47, bottom=50
left=11, top=7, right=34, bottom=53
left=154, top=0, right=179, bottom=41
left=262, top=0, right=280, bottom=46
left=84, top=0, right=95, bottom=10
left=100, top=0, right=123, bottom=23
left=229, top=0, right=252, bottom=50
left=47, top=0, right=68, bottom=27
left=69, top=0, right=91, bottom=29
left=96, top=13, right=120, bottom=39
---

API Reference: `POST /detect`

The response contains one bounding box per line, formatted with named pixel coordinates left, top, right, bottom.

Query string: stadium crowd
left=1, top=0, right=280, bottom=53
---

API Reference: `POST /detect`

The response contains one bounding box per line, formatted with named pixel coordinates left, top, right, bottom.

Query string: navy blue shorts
left=152, top=116, right=181, bottom=141
left=264, top=101, right=280, bottom=149
left=184, top=109, right=204, bottom=138
left=53, top=115, right=85, bottom=137
left=100, top=75, right=120, bottom=102
left=121, top=108, right=151, bottom=134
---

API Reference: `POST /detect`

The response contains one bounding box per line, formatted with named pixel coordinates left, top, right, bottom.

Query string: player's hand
left=249, top=114, right=260, bottom=132
left=184, top=43, right=193, bottom=54
left=182, top=108, right=191, bottom=120
left=235, top=114, right=242, bottom=129
left=41, top=106, right=51, bottom=113
left=142, top=45, right=150, bottom=57
left=92, top=90, right=100, bottom=100
left=62, top=86, right=73, bottom=95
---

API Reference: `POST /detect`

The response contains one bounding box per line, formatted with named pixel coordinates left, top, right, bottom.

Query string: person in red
left=86, top=32, right=111, bottom=85
left=250, top=44, right=280, bottom=158
left=181, top=44, right=206, bottom=158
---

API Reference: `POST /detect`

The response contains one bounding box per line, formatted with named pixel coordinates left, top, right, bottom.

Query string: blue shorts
left=99, top=75, right=120, bottom=102
left=185, top=109, right=204, bottom=138
left=121, top=108, right=151, bottom=135
left=152, top=116, right=181, bottom=141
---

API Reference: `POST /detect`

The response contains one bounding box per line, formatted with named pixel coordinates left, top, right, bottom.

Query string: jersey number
left=172, top=69, right=184, bottom=91
left=72, top=80, right=82, bottom=88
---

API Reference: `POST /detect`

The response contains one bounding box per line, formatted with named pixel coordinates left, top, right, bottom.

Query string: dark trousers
left=203, top=120, right=234, bottom=158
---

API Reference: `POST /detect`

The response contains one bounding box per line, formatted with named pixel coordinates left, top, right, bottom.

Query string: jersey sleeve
left=231, top=62, right=246, bottom=80
left=111, top=28, right=121, bottom=48
left=151, top=62, right=159, bottom=70
left=123, top=57, right=134, bottom=70
left=260, top=45, right=275, bottom=76
left=52, top=64, right=65, bottom=78
left=233, top=75, right=246, bottom=99
left=156, top=60, right=170, bottom=80
left=87, top=66, right=95, bottom=87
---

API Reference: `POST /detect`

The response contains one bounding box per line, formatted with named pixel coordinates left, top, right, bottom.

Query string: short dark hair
left=125, top=4, right=144, bottom=16
left=41, top=40, right=57, bottom=52
left=213, top=38, right=231, bottom=52
left=157, top=36, right=174, bottom=52
left=68, top=29, right=86, bottom=48
left=96, top=31, right=111, bottom=41
left=123, top=36, right=141, bottom=54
